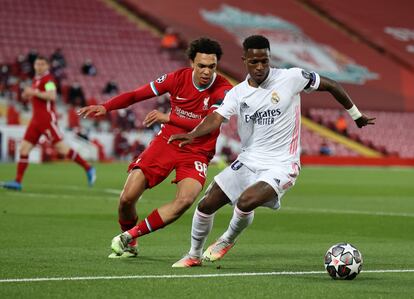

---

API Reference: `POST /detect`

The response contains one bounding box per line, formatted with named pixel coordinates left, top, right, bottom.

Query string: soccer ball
left=324, top=243, right=363, bottom=280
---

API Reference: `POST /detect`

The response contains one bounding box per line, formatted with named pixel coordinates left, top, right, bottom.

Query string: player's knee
left=19, top=144, right=31, bottom=156
left=119, top=191, right=138, bottom=209
left=174, top=195, right=195, bottom=212
left=19, top=147, right=28, bottom=156
left=197, top=199, right=216, bottom=215
left=237, top=193, right=256, bottom=212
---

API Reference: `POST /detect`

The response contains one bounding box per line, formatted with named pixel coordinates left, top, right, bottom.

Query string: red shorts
left=23, top=119, right=63, bottom=145
left=128, top=136, right=210, bottom=188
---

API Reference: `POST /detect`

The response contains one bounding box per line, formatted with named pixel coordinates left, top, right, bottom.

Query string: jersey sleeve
left=168, top=114, right=203, bottom=130
left=214, top=88, right=238, bottom=120
left=103, top=71, right=179, bottom=111
left=149, top=72, right=176, bottom=96
left=291, top=68, right=320, bottom=94
left=103, top=84, right=155, bottom=111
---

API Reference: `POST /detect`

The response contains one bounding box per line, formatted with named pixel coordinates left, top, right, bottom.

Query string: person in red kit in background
left=2, top=56, right=96, bottom=191
left=78, top=37, right=232, bottom=259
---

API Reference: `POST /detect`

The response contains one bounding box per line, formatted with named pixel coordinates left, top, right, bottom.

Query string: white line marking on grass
left=34, top=183, right=122, bottom=195
left=102, top=188, right=122, bottom=195
left=283, top=207, right=414, bottom=218
left=5, top=192, right=116, bottom=200
left=1, top=269, right=414, bottom=283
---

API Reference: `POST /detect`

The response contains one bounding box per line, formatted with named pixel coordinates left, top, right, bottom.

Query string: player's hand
left=355, top=114, right=376, bottom=128
left=143, top=110, right=170, bottom=127
left=168, top=133, right=194, bottom=147
left=22, top=87, right=36, bottom=98
left=77, top=105, right=107, bottom=118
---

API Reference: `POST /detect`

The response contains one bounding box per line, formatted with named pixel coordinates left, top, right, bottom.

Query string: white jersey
left=216, top=67, right=320, bottom=170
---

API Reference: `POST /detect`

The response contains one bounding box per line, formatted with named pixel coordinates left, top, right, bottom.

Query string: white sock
left=220, top=205, right=254, bottom=243
left=188, top=208, right=215, bottom=257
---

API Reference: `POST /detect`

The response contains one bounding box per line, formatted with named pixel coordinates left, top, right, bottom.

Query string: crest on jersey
left=203, top=97, right=210, bottom=110
left=271, top=91, right=280, bottom=104
left=156, top=74, right=167, bottom=83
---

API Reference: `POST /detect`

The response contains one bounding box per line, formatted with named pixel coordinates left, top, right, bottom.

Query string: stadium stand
left=0, top=0, right=185, bottom=104
left=121, top=0, right=414, bottom=112
left=1, top=0, right=413, bottom=163
left=303, top=0, right=414, bottom=71
left=309, top=109, right=414, bottom=158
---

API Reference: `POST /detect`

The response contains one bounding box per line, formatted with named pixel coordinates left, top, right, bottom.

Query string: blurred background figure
left=319, top=140, right=333, bottom=156
left=160, top=27, right=182, bottom=60
left=102, top=79, right=119, bottom=96
left=335, top=112, right=348, bottom=136
left=81, top=59, right=97, bottom=76
left=68, top=81, right=86, bottom=107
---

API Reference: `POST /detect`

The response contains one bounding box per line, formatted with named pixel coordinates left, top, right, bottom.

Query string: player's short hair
left=35, top=55, right=50, bottom=64
left=243, top=35, right=270, bottom=52
left=187, top=37, right=223, bottom=61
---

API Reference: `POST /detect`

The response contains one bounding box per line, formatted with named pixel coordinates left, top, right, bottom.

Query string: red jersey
left=150, top=68, right=232, bottom=157
left=30, top=72, right=57, bottom=123
left=104, top=67, right=232, bottom=159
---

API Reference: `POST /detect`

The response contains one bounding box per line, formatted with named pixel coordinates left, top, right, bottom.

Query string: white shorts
left=214, top=160, right=300, bottom=210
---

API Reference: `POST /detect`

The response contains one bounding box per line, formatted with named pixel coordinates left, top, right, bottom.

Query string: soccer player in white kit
left=169, top=35, right=375, bottom=267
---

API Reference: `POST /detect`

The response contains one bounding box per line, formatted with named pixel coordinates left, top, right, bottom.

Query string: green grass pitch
left=1, top=162, right=414, bottom=298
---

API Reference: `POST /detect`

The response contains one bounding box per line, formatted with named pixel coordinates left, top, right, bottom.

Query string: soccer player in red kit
left=2, top=56, right=96, bottom=191
left=78, top=38, right=232, bottom=259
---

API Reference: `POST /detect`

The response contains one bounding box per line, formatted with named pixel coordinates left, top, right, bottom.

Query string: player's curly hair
left=242, top=35, right=270, bottom=52
left=187, top=37, right=223, bottom=61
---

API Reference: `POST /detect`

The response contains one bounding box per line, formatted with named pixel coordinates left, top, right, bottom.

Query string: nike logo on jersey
left=176, top=96, right=189, bottom=100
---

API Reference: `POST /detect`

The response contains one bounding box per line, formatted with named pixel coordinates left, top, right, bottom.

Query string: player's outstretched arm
left=77, top=105, right=107, bottom=118
left=318, top=76, right=376, bottom=128
left=169, top=111, right=225, bottom=147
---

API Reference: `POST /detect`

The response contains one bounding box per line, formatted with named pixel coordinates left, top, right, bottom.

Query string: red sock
left=15, top=155, right=29, bottom=183
left=67, top=149, right=90, bottom=171
left=119, top=217, right=138, bottom=246
left=127, top=209, right=165, bottom=239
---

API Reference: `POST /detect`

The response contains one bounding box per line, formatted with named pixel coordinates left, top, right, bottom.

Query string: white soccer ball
left=324, top=243, right=363, bottom=280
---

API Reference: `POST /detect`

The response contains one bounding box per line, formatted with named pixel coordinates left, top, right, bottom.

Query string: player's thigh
left=198, top=181, right=231, bottom=215
left=238, top=181, right=278, bottom=211
left=255, top=163, right=300, bottom=210
left=53, top=141, right=70, bottom=156
left=120, top=169, right=147, bottom=203
left=128, top=137, right=175, bottom=188
left=214, top=160, right=253, bottom=205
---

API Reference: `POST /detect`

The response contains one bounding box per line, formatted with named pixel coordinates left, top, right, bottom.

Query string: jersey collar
left=34, top=71, right=50, bottom=80
left=192, top=71, right=217, bottom=92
